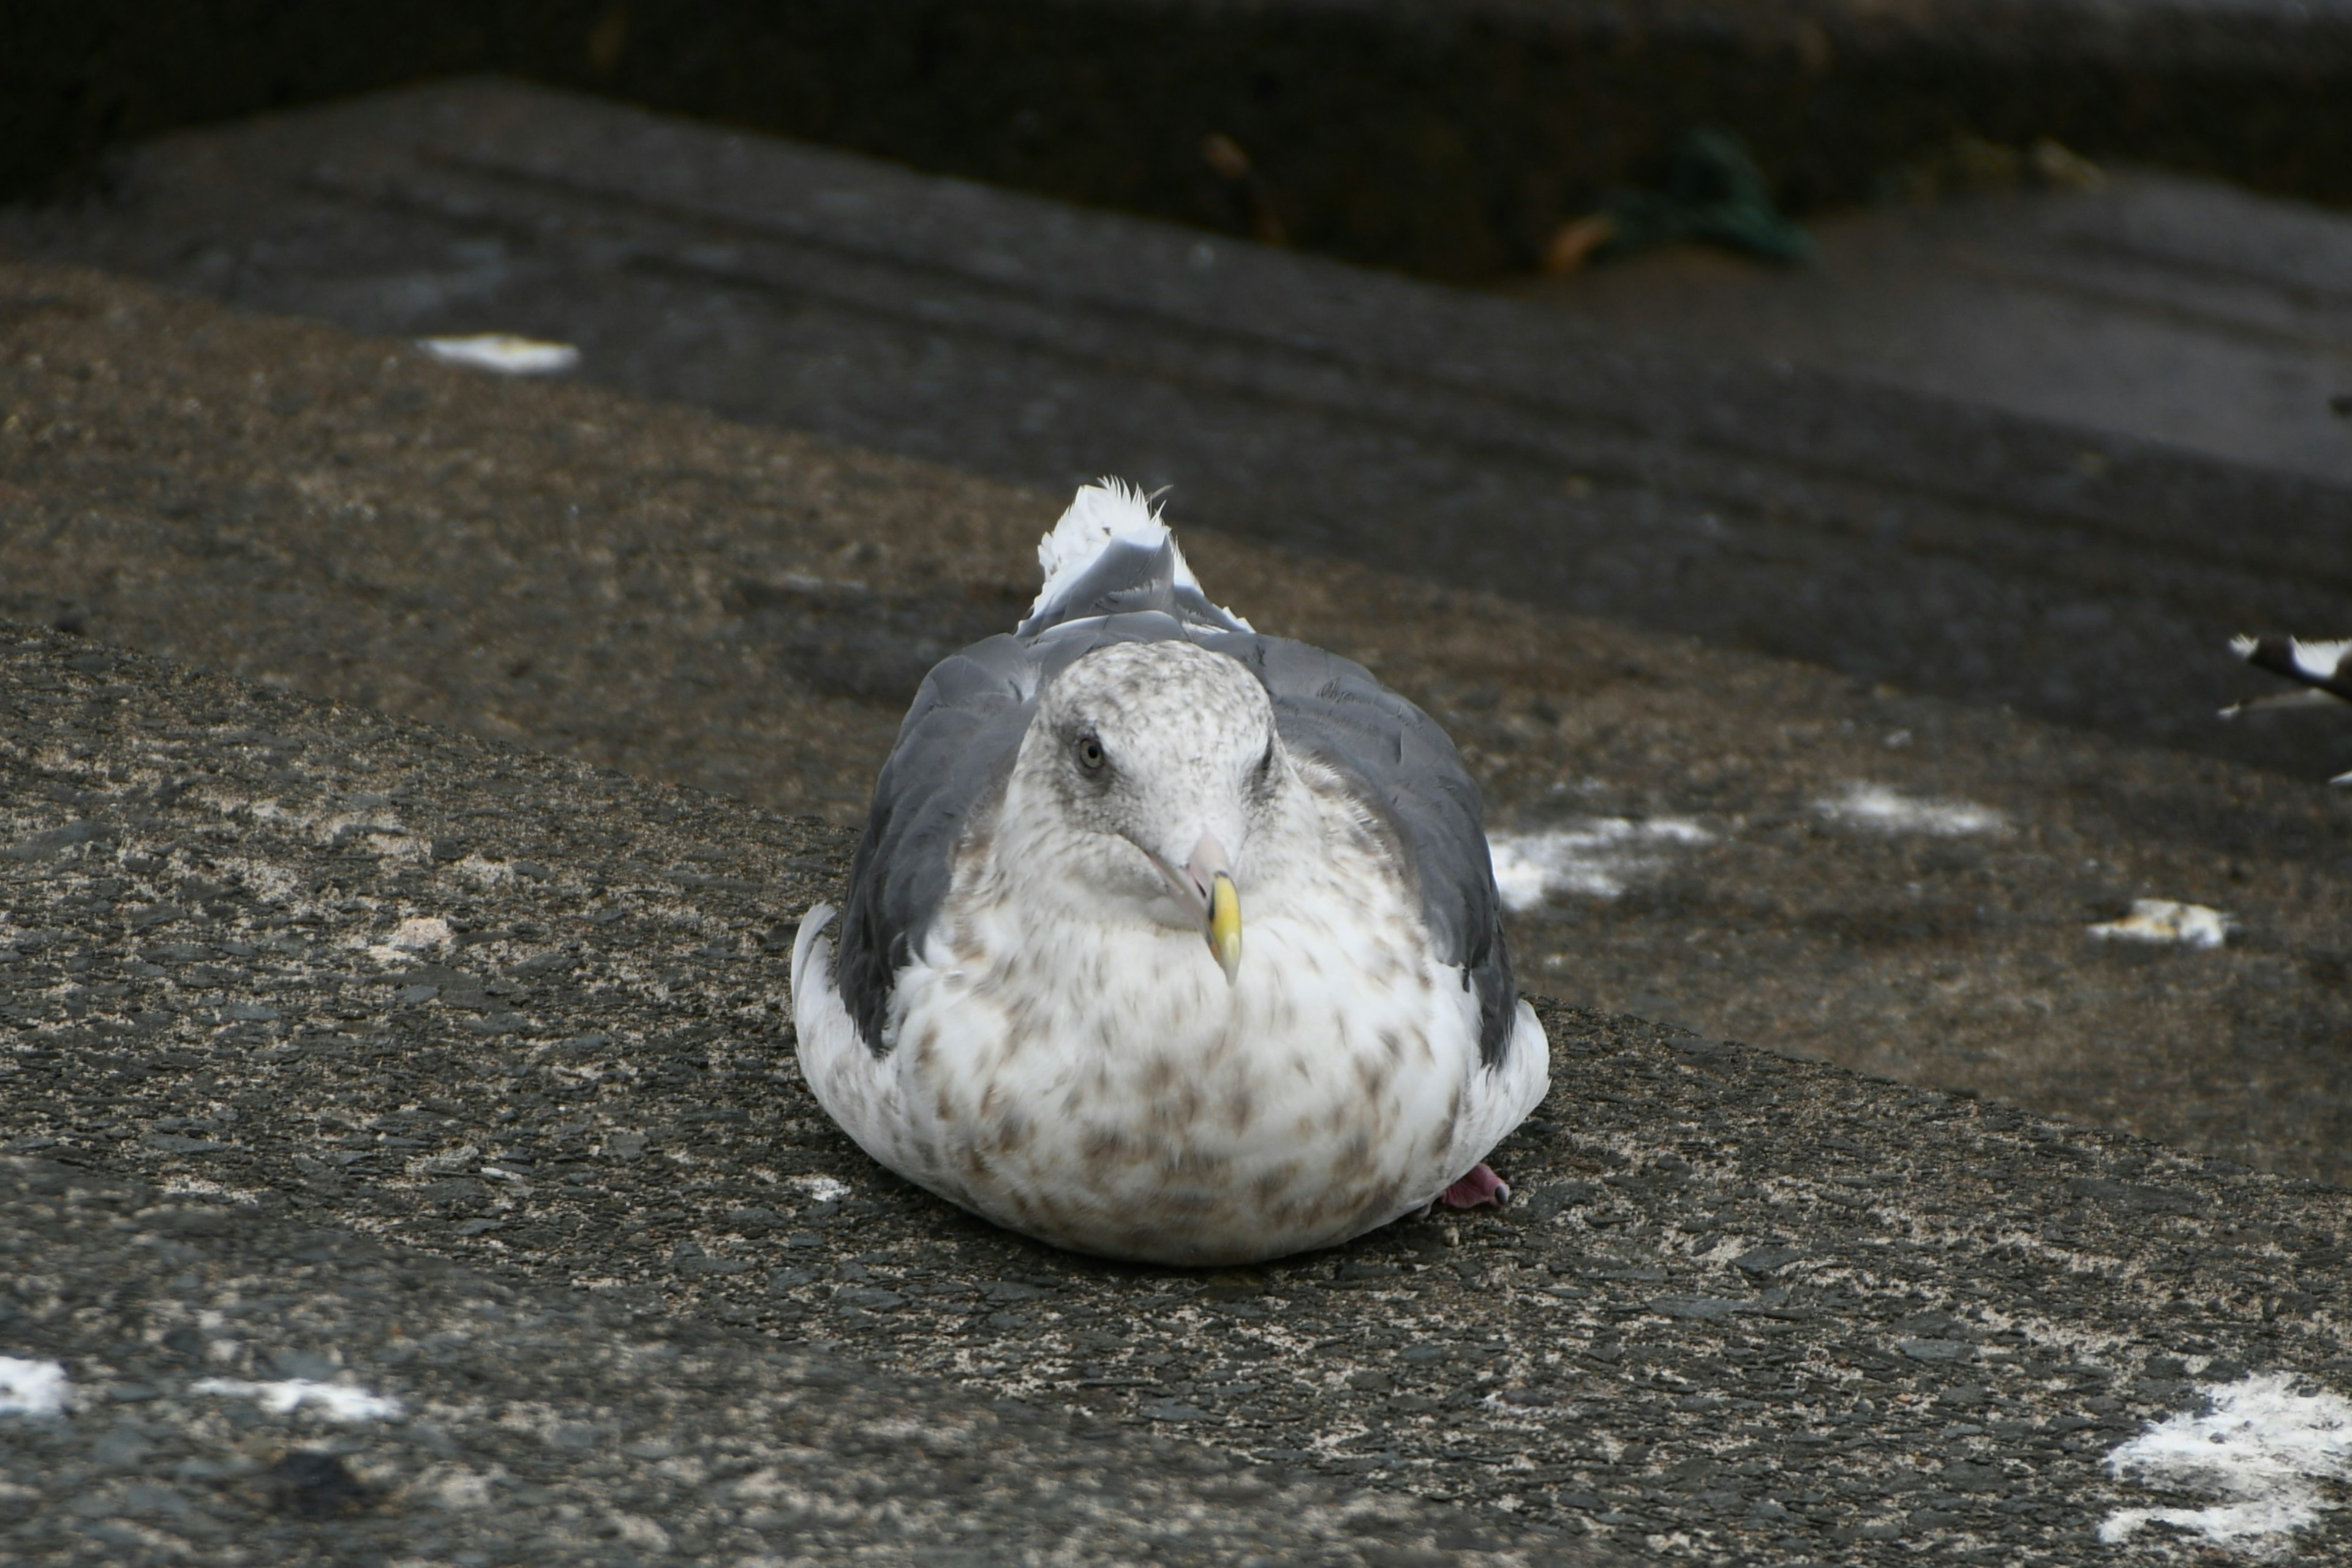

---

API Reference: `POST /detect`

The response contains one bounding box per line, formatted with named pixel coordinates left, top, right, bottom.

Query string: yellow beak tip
left=1208, top=872, right=1243, bottom=982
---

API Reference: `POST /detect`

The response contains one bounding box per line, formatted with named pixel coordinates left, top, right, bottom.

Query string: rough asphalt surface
left=4, top=261, right=2351, bottom=1192
left=2, top=627, right=2348, bottom=1566
left=7, top=78, right=2350, bottom=783
left=1, top=1161, right=1584, bottom=1568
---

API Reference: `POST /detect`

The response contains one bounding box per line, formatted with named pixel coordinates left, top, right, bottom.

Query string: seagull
left=2224, top=635, right=2352, bottom=784
left=791, top=480, right=1549, bottom=1265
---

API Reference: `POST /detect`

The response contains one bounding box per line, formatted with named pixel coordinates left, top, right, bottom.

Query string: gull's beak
left=1207, top=872, right=1242, bottom=983
left=1186, top=834, right=1243, bottom=984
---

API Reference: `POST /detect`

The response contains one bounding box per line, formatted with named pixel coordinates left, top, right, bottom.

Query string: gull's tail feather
left=1019, top=478, right=1251, bottom=638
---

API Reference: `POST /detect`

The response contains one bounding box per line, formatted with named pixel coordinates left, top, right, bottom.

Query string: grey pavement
left=7, top=75, right=2352, bottom=1568
left=4, top=627, right=2349, bottom=1565
left=4, top=255, right=2350, bottom=1191
left=6, top=77, right=2351, bottom=787
left=2, top=1158, right=1578, bottom=1567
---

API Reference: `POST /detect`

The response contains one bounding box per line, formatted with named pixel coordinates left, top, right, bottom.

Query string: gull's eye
left=1075, top=733, right=1107, bottom=772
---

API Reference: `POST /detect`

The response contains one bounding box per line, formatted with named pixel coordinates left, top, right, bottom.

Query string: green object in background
left=1599, top=127, right=1813, bottom=263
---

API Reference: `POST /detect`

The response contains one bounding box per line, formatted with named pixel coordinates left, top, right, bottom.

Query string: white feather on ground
left=2088, top=899, right=2238, bottom=950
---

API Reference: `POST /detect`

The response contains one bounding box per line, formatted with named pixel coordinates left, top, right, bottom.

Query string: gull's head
left=1016, top=640, right=1285, bottom=981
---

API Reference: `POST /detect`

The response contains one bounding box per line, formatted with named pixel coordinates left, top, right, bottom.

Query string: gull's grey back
left=830, top=537, right=1519, bottom=1067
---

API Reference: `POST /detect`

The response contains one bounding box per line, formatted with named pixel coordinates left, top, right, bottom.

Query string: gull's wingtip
left=792, top=902, right=840, bottom=1000
left=1021, top=477, right=1250, bottom=636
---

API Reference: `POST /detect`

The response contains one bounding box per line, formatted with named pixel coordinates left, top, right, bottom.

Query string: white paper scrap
left=418, top=334, right=581, bottom=375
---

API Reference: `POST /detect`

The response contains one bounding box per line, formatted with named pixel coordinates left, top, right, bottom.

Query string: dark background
left=12, top=0, right=2352, bottom=282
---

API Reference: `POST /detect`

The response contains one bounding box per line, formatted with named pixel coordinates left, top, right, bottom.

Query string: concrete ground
left=2, top=260, right=2348, bottom=1194
left=3, top=628, right=2346, bottom=1565
left=3, top=80, right=2351, bottom=1567
left=1, top=1163, right=1578, bottom=1567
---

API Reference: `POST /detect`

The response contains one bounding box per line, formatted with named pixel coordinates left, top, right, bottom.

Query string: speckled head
left=1007, top=640, right=1288, bottom=954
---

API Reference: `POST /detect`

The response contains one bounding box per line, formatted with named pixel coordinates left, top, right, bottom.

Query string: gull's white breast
left=792, top=801, right=1548, bottom=1265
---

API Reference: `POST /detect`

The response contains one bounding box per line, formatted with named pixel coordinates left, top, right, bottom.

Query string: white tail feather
left=1027, top=478, right=1220, bottom=629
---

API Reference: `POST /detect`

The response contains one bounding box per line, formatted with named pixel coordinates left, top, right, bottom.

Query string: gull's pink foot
left=1439, top=1164, right=1511, bottom=1210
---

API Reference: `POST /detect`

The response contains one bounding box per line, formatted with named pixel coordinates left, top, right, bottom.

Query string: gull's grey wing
left=833, top=631, right=1038, bottom=1055
left=834, top=543, right=1517, bottom=1069
left=1200, top=632, right=1520, bottom=1070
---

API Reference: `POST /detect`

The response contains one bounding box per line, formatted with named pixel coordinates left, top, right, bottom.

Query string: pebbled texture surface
left=1, top=627, right=2348, bottom=1564
left=2, top=260, right=2351, bottom=1194
left=0, top=1159, right=1584, bottom=1566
